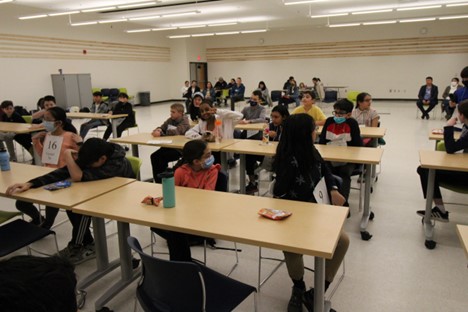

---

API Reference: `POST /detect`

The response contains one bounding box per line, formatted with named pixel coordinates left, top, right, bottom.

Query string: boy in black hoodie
left=6, top=138, right=135, bottom=264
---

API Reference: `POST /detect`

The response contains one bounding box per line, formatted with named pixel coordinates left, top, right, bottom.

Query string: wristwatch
left=331, top=186, right=339, bottom=191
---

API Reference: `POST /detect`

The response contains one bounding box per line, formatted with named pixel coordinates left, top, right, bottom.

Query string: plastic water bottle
left=262, top=124, right=270, bottom=145
left=0, top=147, right=10, bottom=171
left=158, top=170, right=175, bottom=208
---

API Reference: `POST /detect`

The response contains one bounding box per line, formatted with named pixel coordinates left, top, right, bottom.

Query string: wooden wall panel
left=0, top=33, right=170, bottom=62
left=206, top=35, right=468, bottom=62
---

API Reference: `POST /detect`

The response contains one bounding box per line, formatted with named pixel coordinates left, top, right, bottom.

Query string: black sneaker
left=288, top=286, right=304, bottom=312
left=245, top=182, right=258, bottom=195
left=69, top=243, right=96, bottom=265
left=416, top=206, right=449, bottom=222
left=302, top=288, right=314, bottom=312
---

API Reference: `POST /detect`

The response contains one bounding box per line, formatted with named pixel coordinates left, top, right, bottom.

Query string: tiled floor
left=1, top=100, right=468, bottom=312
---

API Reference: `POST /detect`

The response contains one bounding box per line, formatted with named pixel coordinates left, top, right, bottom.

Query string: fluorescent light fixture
left=397, top=5, right=441, bottom=11
left=362, top=20, right=397, bottom=25
left=399, top=17, right=436, bottom=23
left=179, top=25, right=206, bottom=29
left=126, top=28, right=152, bottom=33
left=0, top=0, right=13, bottom=3
left=81, top=6, right=116, bottom=13
left=161, top=11, right=199, bottom=17
left=129, top=15, right=161, bottom=21
left=284, top=0, right=327, bottom=5
left=117, top=2, right=157, bottom=9
left=352, top=9, right=393, bottom=15
left=48, top=11, right=80, bottom=17
left=98, top=18, right=128, bottom=24
left=215, top=31, right=240, bottom=35
left=329, top=23, right=361, bottom=27
left=439, top=14, right=468, bottom=20
left=241, top=29, right=268, bottom=33
left=208, top=22, right=238, bottom=27
left=310, top=13, right=348, bottom=18
left=168, top=34, right=191, bottom=38
left=152, top=27, right=177, bottom=31
left=19, top=14, right=48, bottom=20
left=446, top=2, right=468, bottom=7
left=71, top=21, right=98, bottom=26
left=191, top=33, right=215, bottom=37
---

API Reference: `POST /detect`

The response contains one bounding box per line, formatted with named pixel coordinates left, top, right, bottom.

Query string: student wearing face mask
left=151, top=140, right=220, bottom=261
left=15, top=107, right=82, bottom=229
left=319, top=99, right=363, bottom=205
left=442, top=78, right=463, bottom=120
left=447, top=67, right=468, bottom=128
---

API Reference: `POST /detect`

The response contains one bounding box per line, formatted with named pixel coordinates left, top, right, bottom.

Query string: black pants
left=15, top=200, right=58, bottom=228
left=278, top=97, right=295, bottom=107
left=329, top=163, right=356, bottom=200
left=14, top=133, right=32, bottom=151
left=417, top=166, right=468, bottom=199
left=230, top=95, right=244, bottom=111
left=103, top=121, right=133, bottom=140
left=151, top=148, right=182, bottom=183
left=151, top=228, right=191, bottom=261
left=416, top=100, right=437, bottom=116
left=442, top=99, right=455, bottom=118
left=66, top=211, right=93, bottom=246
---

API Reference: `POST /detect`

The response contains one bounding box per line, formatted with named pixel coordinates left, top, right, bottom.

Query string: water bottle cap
left=157, top=169, right=174, bottom=179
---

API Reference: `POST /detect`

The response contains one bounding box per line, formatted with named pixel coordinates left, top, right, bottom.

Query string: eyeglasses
left=332, top=110, right=348, bottom=116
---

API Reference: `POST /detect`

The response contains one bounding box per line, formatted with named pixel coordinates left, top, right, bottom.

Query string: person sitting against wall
left=203, top=81, right=216, bottom=103
left=441, top=77, right=463, bottom=120
left=416, top=76, right=439, bottom=120
left=257, top=81, right=272, bottom=107
left=230, top=77, right=245, bottom=111
left=279, top=79, right=300, bottom=107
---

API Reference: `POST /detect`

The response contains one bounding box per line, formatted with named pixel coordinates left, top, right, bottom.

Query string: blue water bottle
left=158, top=170, right=175, bottom=208
left=0, top=147, right=10, bottom=171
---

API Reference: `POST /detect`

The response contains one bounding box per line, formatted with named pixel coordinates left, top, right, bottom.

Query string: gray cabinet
left=51, top=74, right=92, bottom=109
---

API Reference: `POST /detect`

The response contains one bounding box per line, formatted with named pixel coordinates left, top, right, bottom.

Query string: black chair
left=0, top=219, right=59, bottom=257
left=128, top=236, right=257, bottom=312
left=271, top=90, right=282, bottom=103
left=109, top=88, right=120, bottom=103
left=323, top=90, right=338, bottom=103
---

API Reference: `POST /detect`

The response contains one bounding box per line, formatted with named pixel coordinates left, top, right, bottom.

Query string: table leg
left=77, top=217, right=120, bottom=289
left=360, top=164, right=373, bottom=241
left=314, top=257, right=325, bottom=312
left=111, top=119, right=118, bottom=139
left=424, top=169, right=436, bottom=249
left=220, top=152, right=229, bottom=191
left=131, top=143, right=139, bottom=158
left=239, top=154, right=246, bottom=194
left=94, top=221, right=141, bottom=310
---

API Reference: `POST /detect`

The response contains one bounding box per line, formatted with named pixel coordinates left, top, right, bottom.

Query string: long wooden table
left=419, top=150, right=468, bottom=249
left=0, top=121, right=44, bottom=134
left=428, top=129, right=461, bottom=149
left=222, top=141, right=384, bottom=240
left=73, top=181, right=349, bottom=312
left=66, top=112, right=127, bottom=139
left=0, top=162, right=137, bottom=302
left=456, top=224, right=468, bottom=263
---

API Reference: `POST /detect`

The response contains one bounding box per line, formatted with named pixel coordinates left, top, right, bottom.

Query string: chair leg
left=257, top=247, right=285, bottom=290
left=325, top=259, right=346, bottom=301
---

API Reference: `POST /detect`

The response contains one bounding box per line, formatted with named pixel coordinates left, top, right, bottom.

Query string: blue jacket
left=230, top=83, right=245, bottom=98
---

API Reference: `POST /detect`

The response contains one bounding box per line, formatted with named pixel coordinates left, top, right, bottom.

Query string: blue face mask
left=202, top=155, right=215, bottom=169
left=333, top=116, right=346, bottom=124
left=42, top=121, right=57, bottom=132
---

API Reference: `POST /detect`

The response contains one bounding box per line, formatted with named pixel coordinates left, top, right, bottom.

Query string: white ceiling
left=6, top=0, right=468, bottom=35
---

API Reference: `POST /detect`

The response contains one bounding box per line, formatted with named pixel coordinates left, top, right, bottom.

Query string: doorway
left=190, top=62, right=207, bottom=90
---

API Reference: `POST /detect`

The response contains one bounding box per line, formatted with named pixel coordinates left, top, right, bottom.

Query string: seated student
left=16, top=107, right=82, bottom=229
left=0, top=100, right=33, bottom=162
left=189, top=92, right=204, bottom=122
left=416, top=76, right=439, bottom=120
left=291, top=90, right=327, bottom=126
left=186, top=101, right=242, bottom=164
left=447, top=66, right=468, bottom=129
left=352, top=92, right=380, bottom=146
left=319, top=99, right=363, bottom=204
left=273, top=113, right=349, bottom=312
left=441, top=78, right=462, bottom=120
left=102, top=92, right=135, bottom=140
left=79, top=91, right=109, bottom=139
left=6, top=138, right=135, bottom=264
left=416, top=99, right=468, bottom=222
left=230, top=77, right=246, bottom=111
left=150, top=103, right=191, bottom=183
left=31, top=95, right=56, bottom=124
left=279, top=79, right=300, bottom=107
left=203, top=81, right=216, bottom=103
left=152, top=140, right=220, bottom=261
left=185, top=80, right=200, bottom=113
left=257, top=81, right=272, bottom=107
left=245, top=105, right=290, bottom=195
left=0, top=255, right=77, bottom=312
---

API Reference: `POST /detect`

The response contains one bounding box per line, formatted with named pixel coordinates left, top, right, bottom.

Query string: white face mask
left=451, top=81, right=458, bottom=87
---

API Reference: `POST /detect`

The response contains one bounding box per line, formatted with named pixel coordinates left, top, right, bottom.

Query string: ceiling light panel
left=396, top=5, right=442, bottom=11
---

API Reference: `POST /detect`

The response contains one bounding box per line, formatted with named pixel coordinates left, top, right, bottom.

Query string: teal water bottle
left=158, top=170, right=175, bottom=208
left=0, top=147, right=10, bottom=171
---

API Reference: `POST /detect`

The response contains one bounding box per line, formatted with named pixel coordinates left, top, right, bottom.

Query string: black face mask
left=463, top=80, right=468, bottom=87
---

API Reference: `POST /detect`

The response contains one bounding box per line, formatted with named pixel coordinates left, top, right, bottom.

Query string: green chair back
left=92, top=87, right=101, bottom=94
left=347, top=91, right=360, bottom=104
left=22, top=115, right=32, bottom=124
left=126, top=155, right=142, bottom=180
left=0, top=211, right=22, bottom=224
